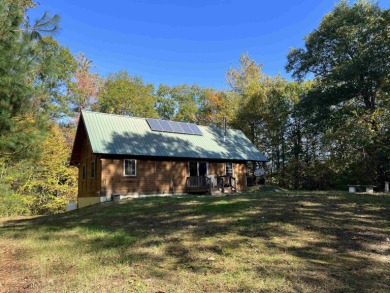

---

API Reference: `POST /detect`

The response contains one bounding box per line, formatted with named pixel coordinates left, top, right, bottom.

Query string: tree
left=30, top=36, right=77, bottom=119
left=156, top=84, right=177, bottom=120
left=22, top=124, right=78, bottom=214
left=68, top=53, right=101, bottom=116
left=197, top=89, right=240, bottom=127
left=0, top=124, right=78, bottom=215
left=227, top=54, right=295, bottom=184
left=226, top=54, right=269, bottom=141
left=286, top=0, right=390, bottom=187
left=155, top=84, right=202, bottom=122
left=98, top=70, right=157, bottom=117
left=0, top=1, right=64, bottom=160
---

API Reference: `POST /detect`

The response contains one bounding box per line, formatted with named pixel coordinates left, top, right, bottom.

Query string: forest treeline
left=0, top=0, right=389, bottom=215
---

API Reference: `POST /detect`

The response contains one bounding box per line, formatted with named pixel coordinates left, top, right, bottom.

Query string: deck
left=186, top=175, right=237, bottom=195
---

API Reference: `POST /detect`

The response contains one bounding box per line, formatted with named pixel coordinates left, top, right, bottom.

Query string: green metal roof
left=80, top=111, right=267, bottom=162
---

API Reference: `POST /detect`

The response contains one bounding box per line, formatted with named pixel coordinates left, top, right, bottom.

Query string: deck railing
left=186, top=175, right=237, bottom=194
left=216, top=175, right=237, bottom=193
left=186, top=176, right=212, bottom=194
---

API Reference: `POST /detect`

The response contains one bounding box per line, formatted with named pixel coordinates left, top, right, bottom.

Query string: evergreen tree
left=0, top=1, right=64, bottom=161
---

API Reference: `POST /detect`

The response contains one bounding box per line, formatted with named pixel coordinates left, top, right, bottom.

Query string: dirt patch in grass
left=0, top=242, right=37, bottom=292
left=0, top=192, right=389, bottom=292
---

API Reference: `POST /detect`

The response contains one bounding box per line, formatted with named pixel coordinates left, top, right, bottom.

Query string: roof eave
left=93, top=152, right=267, bottom=162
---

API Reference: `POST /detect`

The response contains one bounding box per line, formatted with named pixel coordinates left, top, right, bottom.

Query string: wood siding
left=207, top=162, right=246, bottom=190
left=76, top=132, right=248, bottom=198
left=101, top=159, right=189, bottom=196
left=234, top=162, right=247, bottom=191
left=98, top=160, right=247, bottom=197
left=77, top=136, right=101, bottom=198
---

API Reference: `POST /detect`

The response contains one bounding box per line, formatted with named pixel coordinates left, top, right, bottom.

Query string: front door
left=198, top=162, right=207, bottom=176
left=189, top=161, right=207, bottom=176
left=188, top=161, right=208, bottom=188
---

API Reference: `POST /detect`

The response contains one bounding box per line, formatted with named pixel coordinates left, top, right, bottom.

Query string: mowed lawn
left=1, top=192, right=389, bottom=292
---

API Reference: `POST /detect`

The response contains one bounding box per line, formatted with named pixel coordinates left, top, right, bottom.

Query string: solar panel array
left=146, top=118, right=203, bottom=135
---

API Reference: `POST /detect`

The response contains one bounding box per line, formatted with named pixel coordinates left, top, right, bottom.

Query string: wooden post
left=385, top=181, right=389, bottom=193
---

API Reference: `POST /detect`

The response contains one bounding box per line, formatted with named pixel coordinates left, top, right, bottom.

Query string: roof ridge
left=81, top=111, right=242, bottom=133
left=82, top=110, right=147, bottom=120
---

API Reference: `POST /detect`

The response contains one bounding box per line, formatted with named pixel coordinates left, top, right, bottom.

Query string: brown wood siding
left=208, top=162, right=247, bottom=191
left=234, top=162, right=247, bottom=190
left=101, top=159, right=188, bottom=196
left=98, top=159, right=248, bottom=197
left=75, top=125, right=249, bottom=197
left=208, top=162, right=225, bottom=177
left=78, top=136, right=101, bottom=198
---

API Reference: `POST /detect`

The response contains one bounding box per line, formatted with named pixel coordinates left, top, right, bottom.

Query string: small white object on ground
left=65, top=200, right=77, bottom=211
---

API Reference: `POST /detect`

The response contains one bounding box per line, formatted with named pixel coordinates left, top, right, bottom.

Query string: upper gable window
left=124, top=159, right=136, bottom=176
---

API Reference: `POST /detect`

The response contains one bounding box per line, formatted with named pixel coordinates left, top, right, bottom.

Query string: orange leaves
left=68, top=53, right=101, bottom=113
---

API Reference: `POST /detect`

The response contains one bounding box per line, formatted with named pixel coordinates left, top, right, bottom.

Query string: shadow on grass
left=1, top=192, right=389, bottom=291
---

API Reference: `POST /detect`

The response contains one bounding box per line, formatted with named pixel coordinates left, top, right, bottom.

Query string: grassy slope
left=0, top=191, right=389, bottom=292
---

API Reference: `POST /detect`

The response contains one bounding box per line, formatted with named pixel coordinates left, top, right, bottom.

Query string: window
left=189, top=161, right=198, bottom=176
left=189, top=161, right=207, bottom=176
left=82, top=165, right=86, bottom=180
left=225, top=162, right=233, bottom=176
left=91, top=161, right=95, bottom=178
left=124, top=159, right=136, bottom=176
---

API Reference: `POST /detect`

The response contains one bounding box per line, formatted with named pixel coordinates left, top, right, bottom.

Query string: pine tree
left=0, top=1, right=63, bottom=161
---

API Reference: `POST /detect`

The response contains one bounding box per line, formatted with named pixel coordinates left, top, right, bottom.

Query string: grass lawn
left=0, top=191, right=389, bottom=292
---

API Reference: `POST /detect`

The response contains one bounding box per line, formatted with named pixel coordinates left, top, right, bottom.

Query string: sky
left=28, top=0, right=389, bottom=90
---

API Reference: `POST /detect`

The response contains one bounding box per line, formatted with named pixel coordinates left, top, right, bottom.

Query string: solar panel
left=188, top=123, right=202, bottom=135
left=169, top=121, right=186, bottom=133
left=146, top=118, right=163, bottom=131
left=178, top=122, right=193, bottom=134
left=146, top=118, right=203, bottom=135
left=159, top=119, right=174, bottom=132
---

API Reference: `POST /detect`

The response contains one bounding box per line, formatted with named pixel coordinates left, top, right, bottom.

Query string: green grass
left=1, top=191, right=389, bottom=292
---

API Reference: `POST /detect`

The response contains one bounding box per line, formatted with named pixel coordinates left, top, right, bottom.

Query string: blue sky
left=28, top=0, right=388, bottom=89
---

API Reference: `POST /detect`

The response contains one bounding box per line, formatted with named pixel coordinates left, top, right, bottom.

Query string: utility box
left=112, top=193, right=121, bottom=201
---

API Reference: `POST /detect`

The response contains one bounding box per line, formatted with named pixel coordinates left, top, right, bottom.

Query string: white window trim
left=202, top=161, right=208, bottom=176
left=91, top=161, right=95, bottom=178
left=225, top=162, right=234, bottom=176
left=123, top=159, right=137, bottom=177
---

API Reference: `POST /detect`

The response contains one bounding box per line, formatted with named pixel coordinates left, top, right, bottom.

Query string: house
left=70, top=111, right=267, bottom=208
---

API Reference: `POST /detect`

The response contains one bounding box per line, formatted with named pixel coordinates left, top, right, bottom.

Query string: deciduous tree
left=286, top=0, right=390, bottom=187
left=68, top=53, right=101, bottom=115
left=98, top=70, right=156, bottom=117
